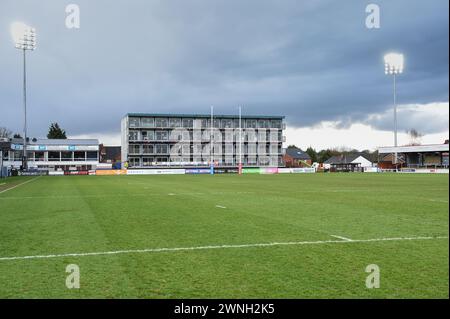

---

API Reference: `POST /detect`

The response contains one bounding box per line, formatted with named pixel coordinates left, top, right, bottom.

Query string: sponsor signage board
left=49, top=171, right=64, bottom=176
left=96, top=169, right=127, bottom=176
left=127, top=169, right=185, bottom=175
left=214, top=168, right=238, bottom=174
left=260, top=167, right=279, bottom=174
left=242, top=168, right=260, bottom=174
left=185, top=168, right=210, bottom=174
left=64, top=170, right=89, bottom=175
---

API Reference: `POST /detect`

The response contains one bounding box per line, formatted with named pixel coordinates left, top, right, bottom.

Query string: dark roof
left=324, top=153, right=371, bottom=165
left=285, top=147, right=311, bottom=160
left=126, top=113, right=284, bottom=120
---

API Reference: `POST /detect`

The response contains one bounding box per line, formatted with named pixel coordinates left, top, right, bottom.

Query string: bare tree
left=0, top=127, right=12, bottom=139
left=406, top=129, right=423, bottom=146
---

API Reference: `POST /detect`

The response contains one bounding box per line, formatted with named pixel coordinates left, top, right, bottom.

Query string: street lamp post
left=384, top=53, right=404, bottom=167
left=11, top=22, right=36, bottom=170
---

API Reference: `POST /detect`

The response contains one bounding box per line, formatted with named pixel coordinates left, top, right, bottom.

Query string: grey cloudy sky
left=0, top=0, right=448, bottom=148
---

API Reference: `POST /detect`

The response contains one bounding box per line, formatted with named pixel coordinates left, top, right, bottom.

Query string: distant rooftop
left=125, top=113, right=285, bottom=119
left=284, top=147, right=311, bottom=160
left=378, top=143, right=449, bottom=154
left=325, top=153, right=372, bottom=164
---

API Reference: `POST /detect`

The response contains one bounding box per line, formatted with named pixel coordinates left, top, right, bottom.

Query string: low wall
left=125, top=167, right=317, bottom=175
left=96, top=169, right=127, bottom=176
left=278, top=168, right=316, bottom=174
left=400, top=168, right=449, bottom=174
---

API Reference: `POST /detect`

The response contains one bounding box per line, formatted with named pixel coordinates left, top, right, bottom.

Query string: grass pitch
left=0, top=173, right=448, bottom=298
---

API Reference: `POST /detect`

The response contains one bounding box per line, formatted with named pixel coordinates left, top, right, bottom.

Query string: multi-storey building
left=121, top=113, right=286, bottom=168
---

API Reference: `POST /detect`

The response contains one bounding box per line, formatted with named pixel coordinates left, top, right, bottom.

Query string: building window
left=182, top=131, right=191, bottom=141
left=269, top=130, right=279, bottom=142
left=270, top=144, right=279, bottom=154
left=193, top=119, right=202, bottom=129
left=222, top=119, right=233, bottom=128
left=258, top=156, right=270, bottom=166
left=74, top=151, right=85, bottom=161
left=141, top=117, right=154, bottom=127
left=182, top=118, right=193, bottom=128
left=246, top=119, right=257, bottom=128
left=129, top=157, right=140, bottom=167
left=201, top=118, right=210, bottom=128
left=13, top=151, right=23, bottom=161
left=169, top=118, right=182, bottom=127
left=155, top=131, right=168, bottom=141
left=156, top=144, right=168, bottom=154
left=193, top=130, right=202, bottom=141
left=247, top=156, right=257, bottom=165
left=87, top=151, right=98, bottom=161
left=129, top=117, right=140, bottom=128
left=258, top=119, right=269, bottom=128
left=147, top=130, right=154, bottom=140
left=142, top=157, right=153, bottom=166
left=271, top=120, right=282, bottom=129
left=129, top=145, right=141, bottom=154
left=224, top=130, right=234, bottom=143
left=247, top=130, right=258, bottom=143
left=129, top=131, right=139, bottom=141
left=224, top=144, right=234, bottom=155
left=34, top=151, right=45, bottom=161
left=155, top=118, right=168, bottom=127
left=248, top=144, right=257, bottom=154
left=136, top=131, right=152, bottom=141
left=61, top=152, right=72, bottom=160
left=144, top=145, right=154, bottom=154
left=48, top=151, right=60, bottom=161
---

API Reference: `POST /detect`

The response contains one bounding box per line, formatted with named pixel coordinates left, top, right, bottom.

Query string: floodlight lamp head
left=11, top=22, right=36, bottom=50
left=384, top=53, right=404, bottom=75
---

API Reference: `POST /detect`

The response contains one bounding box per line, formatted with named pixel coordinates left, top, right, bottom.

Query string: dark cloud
left=0, top=0, right=448, bottom=139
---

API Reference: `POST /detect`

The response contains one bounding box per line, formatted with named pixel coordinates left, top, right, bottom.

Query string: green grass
left=0, top=173, right=448, bottom=298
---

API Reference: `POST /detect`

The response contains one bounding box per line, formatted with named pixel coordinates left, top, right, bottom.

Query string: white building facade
left=1, top=138, right=99, bottom=171
left=121, top=113, right=286, bottom=168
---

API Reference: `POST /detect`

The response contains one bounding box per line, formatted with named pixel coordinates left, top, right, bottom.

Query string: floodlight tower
left=384, top=53, right=404, bottom=166
left=11, top=22, right=36, bottom=170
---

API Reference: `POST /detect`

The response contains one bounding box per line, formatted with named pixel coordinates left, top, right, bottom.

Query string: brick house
left=282, top=147, right=312, bottom=167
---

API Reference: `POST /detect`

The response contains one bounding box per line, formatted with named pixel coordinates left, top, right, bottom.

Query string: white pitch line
left=427, top=199, right=448, bottom=203
left=0, top=176, right=40, bottom=194
left=330, top=235, right=353, bottom=242
left=215, top=205, right=227, bottom=209
left=0, top=236, right=447, bottom=262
